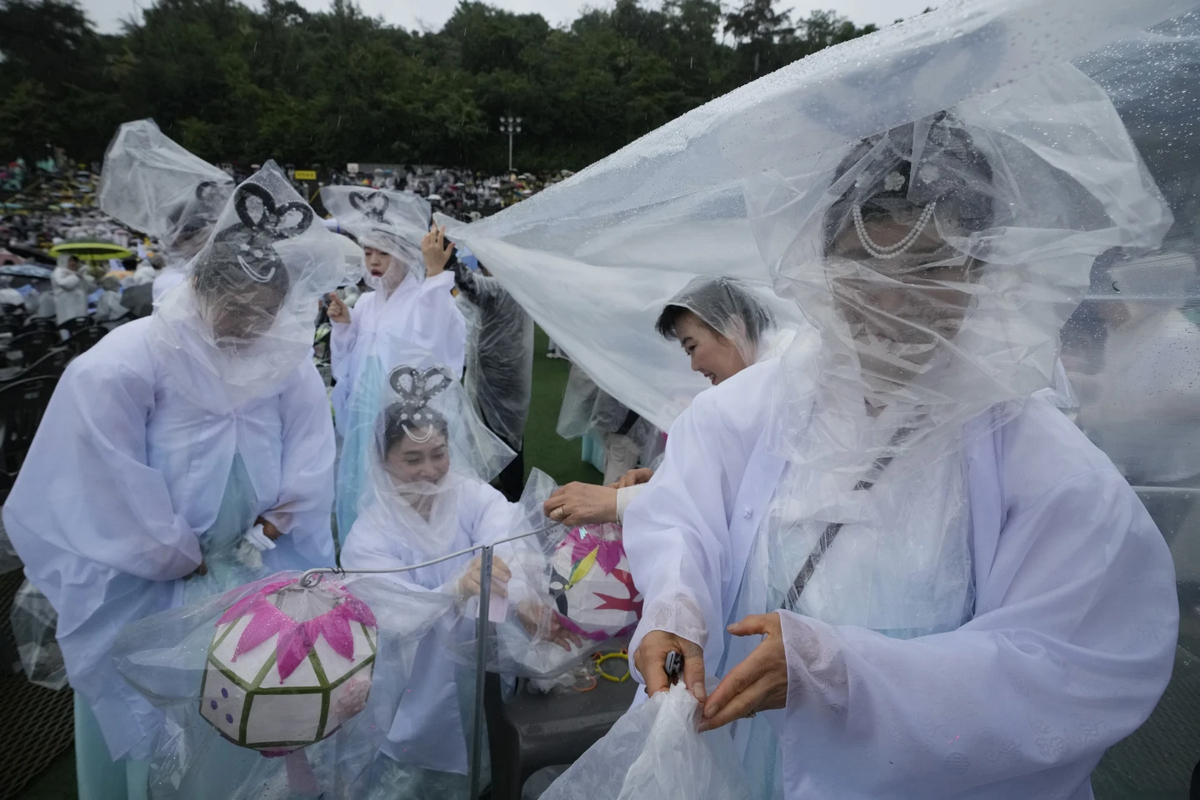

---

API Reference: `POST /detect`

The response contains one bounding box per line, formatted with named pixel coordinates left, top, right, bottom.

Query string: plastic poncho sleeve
left=623, top=364, right=774, bottom=677
left=774, top=402, right=1178, bottom=797
left=330, top=294, right=363, bottom=385
left=52, top=266, right=81, bottom=292
left=259, top=363, right=337, bottom=568
left=4, top=354, right=202, bottom=595
left=415, top=271, right=467, bottom=378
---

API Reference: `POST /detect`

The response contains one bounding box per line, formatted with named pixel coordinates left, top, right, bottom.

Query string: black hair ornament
left=212, top=182, right=314, bottom=284
left=388, top=365, right=453, bottom=444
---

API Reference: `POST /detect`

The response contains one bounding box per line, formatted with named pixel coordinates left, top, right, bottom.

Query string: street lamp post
left=499, top=115, right=522, bottom=173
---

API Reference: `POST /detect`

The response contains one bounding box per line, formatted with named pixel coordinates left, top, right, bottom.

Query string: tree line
left=0, top=0, right=884, bottom=173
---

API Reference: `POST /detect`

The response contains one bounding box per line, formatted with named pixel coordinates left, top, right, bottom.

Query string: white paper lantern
left=199, top=578, right=377, bottom=752
left=548, top=524, right=642, bottom=642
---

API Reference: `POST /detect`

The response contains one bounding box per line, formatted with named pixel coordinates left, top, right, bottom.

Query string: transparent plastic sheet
left=320, top=187, right=430, bottom=286
left=111, top=571, right=454, bottom=800
left=98, top=119, right=234, bottom=263
left=151, top=161, right=362, bottom=414
left=0, top=517, right=20, bottom=574
left=745, top=63, right=1171, bottom=475
left=452, top=263, right=536, bottom=449
left=556, top=364, right=665, bottom=469
left=339, top=450, right=521, bottom=794
left=539, top=684, right=751, bottom=800
left=340, top=353, right=516, bottom=557
left=10, top=579, right=68, bottom=690
left=445, top=0, right=1190, bottom=434
left=446, top=471, right=643, bottom=680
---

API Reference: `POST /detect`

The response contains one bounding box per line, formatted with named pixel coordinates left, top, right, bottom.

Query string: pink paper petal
left=217, top=579, right=295, bottom=625
left=233, top=603, right=292, bottom=661
left=594, top=540, right=623, bottom=575
left=275, top=622, right=316, bottom=681
left=321, top=609, right=355, bottom=660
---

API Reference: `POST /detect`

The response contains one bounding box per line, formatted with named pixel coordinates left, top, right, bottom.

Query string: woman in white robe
left=52, top=254, right=91, bottom=324
left=321, top=187, right=467, bottom=541
left=545, top=277, right=798, bottom=527
left=625, top=67, right=1179, bottom=799
left=3, top=165, right=347, bottom=800
left=340, top=361, right=539, bottom=797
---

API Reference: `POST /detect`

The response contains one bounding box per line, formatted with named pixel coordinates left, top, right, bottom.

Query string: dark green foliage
left=0, top=0, right=877, bottom=171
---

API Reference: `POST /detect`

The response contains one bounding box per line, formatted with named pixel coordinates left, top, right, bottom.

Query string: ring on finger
left=746, top=709, right=757, bottom=719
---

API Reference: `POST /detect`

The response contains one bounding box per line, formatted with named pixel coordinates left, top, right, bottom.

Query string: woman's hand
left=544, top=482, right=619, bottom=526
left=516, top=600, right=586, bottom=652
left=326, top=293, right=351, bottom=325
left=698, top=613, right=788, bottom=731
left=633, top=630, right=706, bottom=701
left=614, top=467, right=655, bottom=489
left=456, top=554, right=512, bottom=599
left=422, top=224, right=455, bottom=278
left=255, top=516, right=283, bottom=541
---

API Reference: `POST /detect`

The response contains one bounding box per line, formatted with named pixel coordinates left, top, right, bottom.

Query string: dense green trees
left=0, top=0, right=880, bottom=171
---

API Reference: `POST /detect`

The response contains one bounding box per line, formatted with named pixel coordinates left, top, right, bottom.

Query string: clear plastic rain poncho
left=97, top=119, right=233, bottom=265
left=556, top=365, right=665, bottom=476
left=337, top=360, right=521, bottom=792
left=320, top=187, right=430, bottom=288
left=111, top=571, right=454, bottom=800
left=152, top=161, right=359, bottom=415
left=707, top=64, right=1168, bottom=679
left=656, top=276, right=780, bottom=371
left=471, top=470, right=644, bottom=680
left=347, top=359, right=515, bottom=559
left=451, top=261, right=535, bottom=451
left=10, top=578, right=68, bottom=690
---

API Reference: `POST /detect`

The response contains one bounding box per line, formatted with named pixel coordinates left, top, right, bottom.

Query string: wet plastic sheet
left=445, top=0, right=1192, bottom=433
left=10, top=579, right=68, bottom=690
left=112, top=571, right=454, bottom=800
left=539, top=684, right=750, bottom=800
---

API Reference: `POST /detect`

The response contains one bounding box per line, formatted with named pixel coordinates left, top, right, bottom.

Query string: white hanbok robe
left=331, top=271, right=467, bottom=538
left=2, top=318, right=337, bottom=762
left=340, top=479, right=518, bottom=773
left=331, top=271, right=466, bottom=437
left=52, top=266, right=90, bottom=324
left=624, top=358, right=1178, bottom=800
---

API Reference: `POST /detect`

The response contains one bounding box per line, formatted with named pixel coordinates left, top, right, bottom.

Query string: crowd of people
left=1, top=2, right=1197, bottom=799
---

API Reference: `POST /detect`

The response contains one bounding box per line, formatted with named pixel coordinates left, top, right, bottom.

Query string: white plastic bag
left=540, top=684, right=751, bottom=800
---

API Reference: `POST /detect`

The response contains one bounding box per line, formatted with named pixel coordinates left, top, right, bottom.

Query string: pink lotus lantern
left=199, top=578, right=377, bottom=752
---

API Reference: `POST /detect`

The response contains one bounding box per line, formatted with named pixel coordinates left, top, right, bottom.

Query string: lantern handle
left=298, top=522, right=562, bottom=588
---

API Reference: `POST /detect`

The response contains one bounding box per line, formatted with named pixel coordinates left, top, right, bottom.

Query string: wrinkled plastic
left=539, top=684, right=751, bottom=800
left=450, top=471, right=642, bottom=679
left=320, top=187, right=430, bottom=285
left=151, top=162, right=362, bottom=413
left=10, top=579, right=68, bottom=690
left=112, top=571, right=454, bottom=800
left=345, top=356, right=515, bottom=557
left=557, top=364, right=665, bottom=472
left=444, top=0, right=1189, bottom=435
left=453, top=264, right=535, bottom=449
left=748, top=65, right=1170, bottom=474
left=98, top=119, right=233, bottom=262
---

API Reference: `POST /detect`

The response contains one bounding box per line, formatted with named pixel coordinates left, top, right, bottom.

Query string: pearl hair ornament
left=852, top=201, right=938, bottom=260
